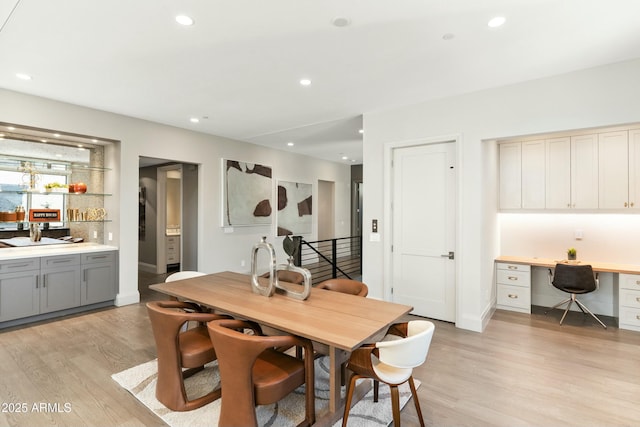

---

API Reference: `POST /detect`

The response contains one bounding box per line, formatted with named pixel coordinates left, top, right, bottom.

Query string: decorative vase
left=250, top=236, right=276, bottom=297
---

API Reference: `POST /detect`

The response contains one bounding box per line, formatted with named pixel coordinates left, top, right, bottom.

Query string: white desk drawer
left=497, top=269, right=530, bottom=288
left=620, top=289, right=640, bottom=309
left=619, top=274, right=640, bottom=291
left=497, top=284, right=531, bottom=309
left=496, top=262, right=531, bottom=273
left=619, top=306, right=640, bottom=328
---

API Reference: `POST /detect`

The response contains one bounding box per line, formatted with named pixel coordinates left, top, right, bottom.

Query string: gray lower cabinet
left=41, top=254, right=81, bottom=314
left=0, top=258, right=40, bottom=322
left=0, top=250, right=117, bottom=324
left=81, top=251, right=117, bottom=305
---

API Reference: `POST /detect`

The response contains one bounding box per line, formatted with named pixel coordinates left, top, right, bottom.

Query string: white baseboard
left=138, top=262, right=156, bottom=273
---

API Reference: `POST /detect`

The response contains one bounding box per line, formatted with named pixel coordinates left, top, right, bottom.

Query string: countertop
left=496, top=255, right=640, bottom=275
left=0, top=242, right=118, bottom=260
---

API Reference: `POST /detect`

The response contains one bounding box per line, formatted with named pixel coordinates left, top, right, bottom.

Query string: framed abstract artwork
left=277, top=180, right=312, bottom=236
left=222, top=159, right=273, bottom=226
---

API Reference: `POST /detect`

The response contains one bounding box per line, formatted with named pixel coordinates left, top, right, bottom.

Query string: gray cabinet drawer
left=620, top=289, right=640, bottom=309
left=81, top=251, right=115, bottom=265
left=497, top=269, right=530, bottom=288
left=41, top=254, right=80, bottom=269
left=0, top=258, right=40, bottom=273
left=497, top=284, right=531, bottom=310
left=496, top=262, right=531, bottom=273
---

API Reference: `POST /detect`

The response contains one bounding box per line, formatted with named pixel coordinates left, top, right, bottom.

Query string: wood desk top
left=149, top=271, right=413, bottom=352
left=496, top=255, right=640, bottom=275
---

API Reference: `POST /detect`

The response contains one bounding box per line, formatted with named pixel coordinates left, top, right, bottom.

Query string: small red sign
left=29, top=209, right=61, bottom=222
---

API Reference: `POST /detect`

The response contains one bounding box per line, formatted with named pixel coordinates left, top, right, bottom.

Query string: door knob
left=441, top=251, right=454, bottom=260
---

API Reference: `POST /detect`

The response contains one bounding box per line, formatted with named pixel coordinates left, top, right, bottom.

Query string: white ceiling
left=2, top=1, right=640, bottom=165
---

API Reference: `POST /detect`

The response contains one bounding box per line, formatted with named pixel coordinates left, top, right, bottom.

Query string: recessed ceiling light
left=342, top=156, right=348, bottom=160
left=77, top=144, right=84, bottom=148
left=488, top=16, right=506, bottom=28
left=287, top=142, right=295, bottom=147
left=299, top=78, right=312, bottom=86
left=53, top=133, right=60, bottom=138
left=91, top=139, right=98, bottom=143
left=7, top=126, right=15, bottom=130
left=358, top=129, right=364, bottom=134
left=332, top=17, right=351, bottom=27
left=190, top=117, right=200, bottom=123
left=16, top=73, right=32, bottom=80
left=41, top=139, right=47, bottom=143
left=176, top=15, right=194, bottom=26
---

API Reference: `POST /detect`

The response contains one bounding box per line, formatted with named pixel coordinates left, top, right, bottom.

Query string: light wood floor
left=0, top=274, right=639, bottom=426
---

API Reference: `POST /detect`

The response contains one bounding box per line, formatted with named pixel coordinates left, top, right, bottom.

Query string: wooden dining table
left=149, top=271, right=413, bottom=422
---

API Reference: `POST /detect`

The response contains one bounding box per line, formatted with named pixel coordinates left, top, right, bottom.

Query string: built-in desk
left=495, top=256, right=640, bottom=331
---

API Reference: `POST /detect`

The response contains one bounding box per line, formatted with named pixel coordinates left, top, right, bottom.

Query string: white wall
left=0, top=89, right=351, bottom=305
left=363, top=58, right=640, bottom=332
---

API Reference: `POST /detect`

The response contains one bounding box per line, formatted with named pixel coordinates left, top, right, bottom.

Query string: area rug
left=112, top=356, right=419, bottom=426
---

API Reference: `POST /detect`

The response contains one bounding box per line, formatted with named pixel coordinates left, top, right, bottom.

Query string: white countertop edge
left=0, top=243, right=118, bottom=260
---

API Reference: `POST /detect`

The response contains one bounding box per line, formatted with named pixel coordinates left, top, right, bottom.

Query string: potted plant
left=567, top=247, right=577, bottom=260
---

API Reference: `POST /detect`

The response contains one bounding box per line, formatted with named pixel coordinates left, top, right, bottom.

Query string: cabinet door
left=0, top=271, right=40, bottom=321
left=521, top=140, right=545, bottom=209
left=40, top=266, right=81, bottom=314
left=546, top=137, right=571, bottom=209
left=499, top=142, right=521, bottom=209
left=629, top=129, right=640, bottom=210
left=81, top=262, right=116, bottom=305
left=571, top=134, right=599, bottom=209
left=598, top=130, right=629, bottom=209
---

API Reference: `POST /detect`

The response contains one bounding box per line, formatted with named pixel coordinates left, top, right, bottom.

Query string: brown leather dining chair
left=207, top=318, right=316, bottom=427
left=146, top=300, right=230, bottom=411
left=316, top=278, right=368, bottom=297
left=342, top=320, right=435, bottom=427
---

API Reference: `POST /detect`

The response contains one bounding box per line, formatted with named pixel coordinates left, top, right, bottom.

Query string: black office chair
left=545, top=263, right=606, bottom=329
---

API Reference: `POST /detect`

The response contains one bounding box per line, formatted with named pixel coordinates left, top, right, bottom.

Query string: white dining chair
left=342, top=319, right=435, bottom=427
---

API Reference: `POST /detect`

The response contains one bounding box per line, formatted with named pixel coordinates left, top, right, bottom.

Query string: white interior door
left=391, top=142, right=456, bottom=321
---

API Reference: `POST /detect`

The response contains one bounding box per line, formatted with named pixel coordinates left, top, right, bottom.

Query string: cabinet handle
left=8, top=263, right=30, bottom=269
left=567, top=203, right=571, bottom=208
left=637, top=315, right=640, bottom=320
left=636, top=297, right=640, bottom=303
left=507, top=266, right=517, bottom=270
left=631, top=202, right=635, bottom=207
left=43, top=275, right=46, bottom=288
left=35, top=276, right=39, bottom=289
left=635, top=280, right=640, bottom=285
left=508, top=276, right=518, bottom=281
left=624, top=202, right=628, bottom=208
left=90, top=255, right=108, bottom=260
left=508, top=294, right=518, bottom=299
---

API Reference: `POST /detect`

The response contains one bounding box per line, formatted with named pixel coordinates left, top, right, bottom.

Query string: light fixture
left=342, top=156, right=348, bottom=160
left=358, top=129, right=364, bottom=134
left=488, top=16, right=506, bottom=28
left=41, top=139, right=47, bottom=143
left=176, top=15, right=194, bottom=26
left=287, top=142, right=295, bottom=147
left=54, top=133, right=60, bottom=138
left=190, top=117, right=200, bottom=123
left=299, top=78, right=312, bottom=86
left=91, top=139, right=98, bottom=143
left=16, top=73, right=32, bottom=80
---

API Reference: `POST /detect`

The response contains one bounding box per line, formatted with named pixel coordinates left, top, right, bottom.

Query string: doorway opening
left=138, top=157, right=199, bottom=301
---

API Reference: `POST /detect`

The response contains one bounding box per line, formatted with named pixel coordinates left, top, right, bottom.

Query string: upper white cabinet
left=630, top=129, right=640, bottom=210
left=499, top=142, right=522, bottom=209
left=545, top=137, right=571, bottom=209
left=598, top=131, right=629, bottom=209
left=521, top=140, right=545, bottom=209
left=499, top=125, right=640, bottom=212
left=571, top=134, right=599, bottom=209
left=499, top=140, right=545, bottom=210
